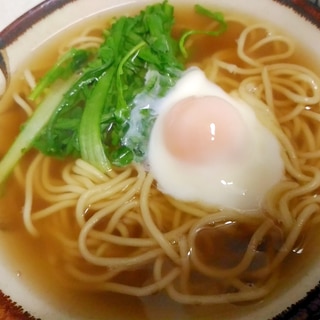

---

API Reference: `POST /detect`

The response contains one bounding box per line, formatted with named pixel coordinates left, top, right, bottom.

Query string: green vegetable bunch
left=0, top=1, right=227, bottom=187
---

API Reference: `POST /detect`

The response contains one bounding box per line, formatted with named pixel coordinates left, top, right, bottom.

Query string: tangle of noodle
left=3, top=13, right=320, bottom=305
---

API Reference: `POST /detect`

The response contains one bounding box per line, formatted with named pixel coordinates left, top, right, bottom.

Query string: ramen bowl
left=1, top=0, right=320, bottom=319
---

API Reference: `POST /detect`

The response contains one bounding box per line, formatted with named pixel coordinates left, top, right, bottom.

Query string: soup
left=1, top=2, right=320, bottom=319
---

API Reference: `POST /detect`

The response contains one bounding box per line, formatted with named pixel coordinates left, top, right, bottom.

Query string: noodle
left=3, top=8, right=320, bottom=308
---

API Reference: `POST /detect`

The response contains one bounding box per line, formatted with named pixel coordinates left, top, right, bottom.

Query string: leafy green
left=29, top=48, right=92, bottom=101
left=0, top=76, right=77, bottom=186
left=33, top=1, right=185, bottom=169
left=79, top=67, right=116, bottom=172
left=0, top=1, right=227, bottom=188
left=32, top=64, right=110, bottom=158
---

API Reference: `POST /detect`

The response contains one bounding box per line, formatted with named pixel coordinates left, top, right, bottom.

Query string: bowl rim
left=0, top=0, right=72, bottom=48
left=1, top=0, right=320, bottom=319
left=273, top=0, right=320, bottom=29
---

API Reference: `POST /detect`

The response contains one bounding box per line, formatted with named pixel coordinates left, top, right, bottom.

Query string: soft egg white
left=147, top=67, right=284, bottom=212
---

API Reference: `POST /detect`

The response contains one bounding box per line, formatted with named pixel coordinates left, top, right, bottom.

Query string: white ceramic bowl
left=1, top=0, right=320, bottom=319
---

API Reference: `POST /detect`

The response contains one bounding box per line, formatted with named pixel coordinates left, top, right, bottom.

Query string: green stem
left=79, top=67, right=116, bottom=172
left=179, top=5, right=227, bottom=58
left=0, top=76, right=76, bottom=189
left=115, top=41, right=146, bottom=119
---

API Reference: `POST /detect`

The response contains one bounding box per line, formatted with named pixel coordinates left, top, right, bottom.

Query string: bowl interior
left=1, top=0, right=320, bottom=319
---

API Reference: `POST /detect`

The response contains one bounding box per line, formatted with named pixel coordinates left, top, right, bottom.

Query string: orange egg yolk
left=163, top=96, right=247, bottom=164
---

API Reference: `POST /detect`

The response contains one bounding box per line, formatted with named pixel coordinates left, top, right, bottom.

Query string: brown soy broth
left=1, top=4, right=320, bottom=320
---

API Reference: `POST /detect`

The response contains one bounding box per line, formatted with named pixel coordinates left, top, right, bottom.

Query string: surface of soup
left=1, top=2, right=320, bottom=320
